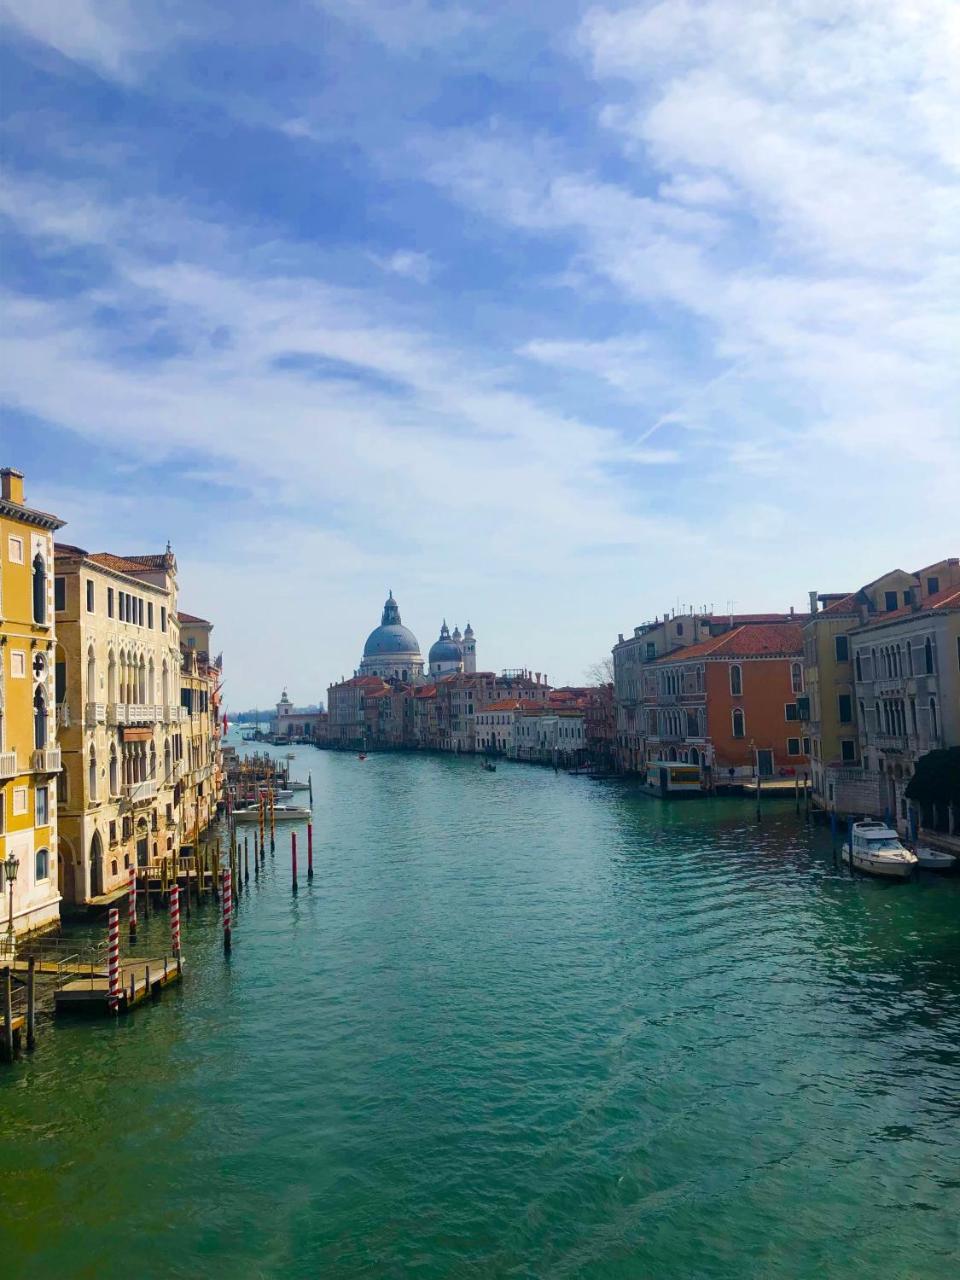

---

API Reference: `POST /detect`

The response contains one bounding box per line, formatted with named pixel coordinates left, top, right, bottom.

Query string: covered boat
left=843, top=820, right=917, bottom=879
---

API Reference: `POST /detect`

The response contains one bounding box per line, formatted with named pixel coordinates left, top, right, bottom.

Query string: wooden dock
left=54, top=957, right=183, bottom=1016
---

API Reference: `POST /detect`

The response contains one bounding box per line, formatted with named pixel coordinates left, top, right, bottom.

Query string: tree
left=584, top=656, right=614, bottom=686
left=905, top=748, right=960, bottom=807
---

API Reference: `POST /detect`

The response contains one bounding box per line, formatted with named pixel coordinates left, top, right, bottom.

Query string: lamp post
left=3, top=851, right=20, bottom=958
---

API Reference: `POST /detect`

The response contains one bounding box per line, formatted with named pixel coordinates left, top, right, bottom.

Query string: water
left=3, top=743, right=959, bottom=1278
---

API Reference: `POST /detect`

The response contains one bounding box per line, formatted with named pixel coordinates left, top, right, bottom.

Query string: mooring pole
left=107, top=907, right=121, bottom=1014
left=244, top=836, right=250, bottom=885
left=170, top=884, right=181, bottom=971
left=222, top=868, right=233, bottom=953
left=307, top=822, right=314, bottom=880
left=27, top=956, right=36, bottom=1051
left=308, top=772, right=313, bottom=805
left=270, top=790, right=276, bottom=855
left=2, top=968, right=13, bottom=1061
left=128, top=866, right=138, bottom=942
left=795, top=773, right=800, bottom=815
left=291, top=831, right=298, bottom=894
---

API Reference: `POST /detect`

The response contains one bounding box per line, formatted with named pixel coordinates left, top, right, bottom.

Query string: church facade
left=357, top=592, right=476, bottom=684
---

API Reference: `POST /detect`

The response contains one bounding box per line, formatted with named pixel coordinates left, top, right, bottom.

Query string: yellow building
left=802, top=560, right=960, bottom=814
left=177, top=612, right=223, bottom=846
left=54, top=543, right=184, bottom=905
left=0, top=468, right=65, bottom=948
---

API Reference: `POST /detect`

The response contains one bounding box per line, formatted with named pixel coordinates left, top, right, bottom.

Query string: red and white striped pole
left=128, top=866, right=137, bottom=940
left=170, top=884, right=181, bottom=961
left=222, top=868, right=232, bottom=953
left=307, top=823, right=314, bottom=880
left=291, top=831, right=298, bottom=894
left=107, top=907, right=121, bottom=1012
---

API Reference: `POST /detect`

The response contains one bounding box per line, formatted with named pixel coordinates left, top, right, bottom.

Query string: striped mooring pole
left=307, top=822, right=314, bottom=880
left=107, top=907, right=121, bottom=1013
left=128, top=866, right=137, bottom=940
left=222, top=868, right=233, bottom=953
left=291, top=830, right=298, bottom=894
left=170, top=884, right=181, bottom=965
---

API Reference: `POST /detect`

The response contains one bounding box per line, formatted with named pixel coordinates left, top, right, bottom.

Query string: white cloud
left=0, top=0, right=179, bottom=79
left=369, top=249, right=434, bottom=283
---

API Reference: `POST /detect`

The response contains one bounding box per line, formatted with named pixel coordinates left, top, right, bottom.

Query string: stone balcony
left=85, top=701, right=106, bottom=727
left=0, top=750, right=17, bottom=779
left=31, top=747, right=62, bottom=773
left=125, top=779, right=158, bottom=805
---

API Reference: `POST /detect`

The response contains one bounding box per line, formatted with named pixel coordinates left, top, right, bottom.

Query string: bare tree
left=584, top=656, right=614, bottom=686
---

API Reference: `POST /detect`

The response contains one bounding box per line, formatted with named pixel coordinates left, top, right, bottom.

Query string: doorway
left=757, top=749, right=774, bottom=777
left=89, top=831, right=104, bottom=898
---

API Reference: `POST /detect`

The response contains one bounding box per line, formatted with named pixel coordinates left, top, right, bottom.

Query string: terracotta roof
left=653, top=622, right=804, bottom=662
left=87, top=551, right=172, bottom=574
left=178, top=611, right=210, bottom=625
left=858, top=585, right=960, bottom=625
left=820, top=593, right=860, bottom=615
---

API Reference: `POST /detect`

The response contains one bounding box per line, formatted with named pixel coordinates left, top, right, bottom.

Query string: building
left=358, top=592, right=424, bottom=682
left=850, top=582, right=960, bottom=833
left=178, top=612, right=224, bottom=847
left=613, top=609, right=807, bottom=775
left=326, top=675, right=392, bottom=747
left=270, top=688, right=326, bottom=740
left=0, top=468, right=65, bottom=946
left=584, top=683, right=615, bottom=771
left=644, top=622, right=808, bottom=785
left=54, top=543, right=183, bottom=906
left=801, top=560, right=960, bottom=816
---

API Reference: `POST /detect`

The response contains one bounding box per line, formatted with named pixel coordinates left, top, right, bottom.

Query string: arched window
left=874, top=701, right=881, bottom=729
left=730, top=665, right=743, bottom=696
left=35, top=848, right=49, bottom=881
left=107, top=650, right=117, bottom=703
left=148, top=657, right=155, bottom=704
left=109, top=748, right=118, bottom=796
left=88, top=746, right=98, bottom=801
left=34, top=687, right=47, bottom=749
left=930, top=698, right=939, bottom=739
left=86, top=646, right=96, bottom=697
left=924, top=637, right=934, bottom=674
left=32, top=553, right=47, bottom=624
left=161, top=660, right=169, bottom=711
left=149, top=744, right=157, bottom=779
left=791, top=662, right=803, bottom=694
left=732, top=708, right=745, bottom=738
left=855, top=651, right=862, bottom=681
left=907, top=642, right=914, bottom=675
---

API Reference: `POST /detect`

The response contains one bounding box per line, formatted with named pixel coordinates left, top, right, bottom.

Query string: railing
left=0, top=751, right=16, bottom=780
left=106, top=703, right=127, bottom=726
left=31, top=747, right=61, bottom=773
left=85, top=701, right=106, bottom=726
left=126, top=704, right=159, bottom=725
left=125, top=779, right=158, bottom=805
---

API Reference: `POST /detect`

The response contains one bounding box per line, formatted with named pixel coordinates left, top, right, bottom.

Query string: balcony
left=0, top=751, right=17, bottom=779
left=31, top=747, right=62, bottom=773
left=125, top=779, right=158, bottom=805
left=126, top=704, right=159, bottom=725
left=85, top=701, right=106, bottom=727
left=106, top=703, right=127, bottom=726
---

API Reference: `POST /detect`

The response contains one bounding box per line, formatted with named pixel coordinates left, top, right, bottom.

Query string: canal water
left=2, top=741, right=959, bottom=1278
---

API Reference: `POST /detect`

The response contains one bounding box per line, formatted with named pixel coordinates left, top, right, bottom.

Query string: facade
left=584, top=684, right=615, bottom=771
left=270, top=688, right=326, bottom=740
left=645, top=623, right=808, bottom=784
left=801, top=560, right=960, bottom=816
left=0, top=469, right=64, bottom=944
left=613, top=610, right=807, bottom=775
left=850, top=584, right=960, bottom=833
left=326, top=675, right=391, bottom=747
left=178, top=612, right=224, bottom=847
left=54, top=543, right=184, bottom=905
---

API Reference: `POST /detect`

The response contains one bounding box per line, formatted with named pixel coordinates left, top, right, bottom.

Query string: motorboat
left=287, top=780, right=310, bottom=791
left=234, top=803, right=311, bottom=823
left=914, top=845, right=957, bottom=872
left=842, top=820, right=917, bottom=879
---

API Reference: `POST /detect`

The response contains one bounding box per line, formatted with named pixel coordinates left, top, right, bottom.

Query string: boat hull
left=842, top=848, right=914, bottom=879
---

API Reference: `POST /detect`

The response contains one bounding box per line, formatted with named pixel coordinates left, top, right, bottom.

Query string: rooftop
left=653, top=622, right=805, bottom=662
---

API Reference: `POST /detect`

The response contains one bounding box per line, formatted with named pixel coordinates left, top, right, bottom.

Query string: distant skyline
left=2, top=1, right=958, bottom=707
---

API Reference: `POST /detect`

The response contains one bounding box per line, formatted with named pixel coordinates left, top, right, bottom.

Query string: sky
left=1, top=0, right=958, bottom=709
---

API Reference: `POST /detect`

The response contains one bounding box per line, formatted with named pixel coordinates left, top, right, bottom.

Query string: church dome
left=362, top=592, right=422, bottom=661
left=428, top=620, right=462, bottom=666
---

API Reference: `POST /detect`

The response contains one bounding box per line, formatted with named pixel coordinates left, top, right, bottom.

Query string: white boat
left=234, top=803, right=311, bottom=823
left=842, top=821, right=917, bottom=879
left=287, top=780, right=310, bottom=792
left=914, top=845, right=957, bottom=872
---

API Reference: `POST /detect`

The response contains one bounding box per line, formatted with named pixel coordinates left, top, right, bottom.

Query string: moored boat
left=842, top=820, right=917, bottom=879
left=914, top=845, right=957, bottom=872
left=234, top=803, right=311, bottom=822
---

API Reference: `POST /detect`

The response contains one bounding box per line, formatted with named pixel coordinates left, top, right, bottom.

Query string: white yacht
left=234, top=802, right=311, bottom=823
left=843, top=820, right=918, bottom=879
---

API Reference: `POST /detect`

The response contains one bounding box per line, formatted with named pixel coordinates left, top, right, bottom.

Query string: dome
left=364, top=623, right=422, bottom=658
left=428, top=620, right=462, bottom=666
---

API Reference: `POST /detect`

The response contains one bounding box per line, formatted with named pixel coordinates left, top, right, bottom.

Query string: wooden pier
left=54, top=956, right=183, bottom=1016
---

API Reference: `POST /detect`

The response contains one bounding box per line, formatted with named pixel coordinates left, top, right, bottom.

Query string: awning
left=121, top=727, right=154, bottom=743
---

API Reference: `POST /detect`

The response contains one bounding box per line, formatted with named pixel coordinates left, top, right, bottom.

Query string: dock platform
left=54, top=958, right=183, bottom=1016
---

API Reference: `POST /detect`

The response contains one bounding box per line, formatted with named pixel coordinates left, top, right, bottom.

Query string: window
left=86, top=579, right=95, bottom=612
left=834, top=635, right=849, bottom=662
left=924, top=637, right=934, bottom=674
left=35, top=848, right=49, bottom=882
left=34, top=687, right=47, bottom=748
left=138, top=598, right=144, bottom=626
left=10, top=650, right=26, bottom=678
left=927, top=576, right=939, bottom=595
left=787, top=738, right=801, bottom=756
left=840, top=738, right=856, bottom=762
left=838, top=694, right=852, bottom=724
left=676, top=621, right=684, bottom=636
left=108, top=587, right=114, bottom=618
left=645, top=642, right=656, bottom=660
left=802, top=736, right=810, bottom=755
left=732, top=708, right=745, bottom=738
left=33, top=554, right=47, bottom=623
left=148, top=602, right=154, bottom=628
left=36, top=785, right=49, bottom=826
left=13, top=786, right=29, bottom=815
left=884, top=590, right=898, bottom=611
left=730, top=665, right=743, bottom=696
left=161, top=606, right=167, bottom=632
left=54, top=576, right=66, bottom=611
left=785, top=703, right=798, bottom=721
left=791, top=662, right=803, bottom=694
left=930, top=698, right=939, bottom=739
left=8, top=535, right=23, bottom=564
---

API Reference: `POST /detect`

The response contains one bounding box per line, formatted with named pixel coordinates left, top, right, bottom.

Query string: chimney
left=790, top=605, right=795, bottom=616
left=1, top=468, right=25, bottom=504
left=808, top=590, right=818, bottom=615
left=910, top=587, right=921, bottom=613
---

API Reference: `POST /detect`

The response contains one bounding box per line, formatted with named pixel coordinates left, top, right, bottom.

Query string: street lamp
left=3, top=851, right=20, bottom=958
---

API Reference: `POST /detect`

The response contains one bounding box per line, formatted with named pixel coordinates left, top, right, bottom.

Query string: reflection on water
left=2, top=738, right=958, bottom=1279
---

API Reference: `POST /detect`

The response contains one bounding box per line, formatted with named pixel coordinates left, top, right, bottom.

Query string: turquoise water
left=2, top=742, right=959, bottom=1278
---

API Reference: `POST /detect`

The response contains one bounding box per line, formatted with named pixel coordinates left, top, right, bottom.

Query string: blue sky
left=2, top=0, right=958, bottom=708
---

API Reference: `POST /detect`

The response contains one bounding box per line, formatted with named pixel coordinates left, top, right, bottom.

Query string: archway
left=136, top=818, right=150, bottom=868
left=58, top=834, right=77, bottom=905
left=89, top=830, right=104, bottom=898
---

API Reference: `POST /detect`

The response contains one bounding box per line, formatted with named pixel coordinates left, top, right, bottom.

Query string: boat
left=842, top=821, right=918, bottom=879
left=358, top=752, right=367, bottom=761
left=914, top=845, right=957, bottom=872
left=482, top=761, right=496, bottom=772
left=234, top=803, right=311, bottom=823
left=287, top=780, right=310, bottom=792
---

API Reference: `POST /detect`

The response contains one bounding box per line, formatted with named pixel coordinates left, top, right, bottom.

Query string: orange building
left=645, top=623, right=808, bottom=785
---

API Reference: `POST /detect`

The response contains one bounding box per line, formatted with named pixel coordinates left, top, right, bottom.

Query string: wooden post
left=128, top=866, right=138, bottom=941
left=130, top=969, right=136, bottom=1005
left=107, top=907, right=121, bottom=1013
left=794, top=773, right=800, bottom=815
left=222, top=868, right=232, bottom=953
left=170, top=885, right=181, bottom=961
left=145, top=962, right=151, bottom=997
left=291, top=831, right=298, bottom=894
left=804, top=772, right=810, bottom=822
left=308, top=772, right=313, bottom=804
left=270, top=789, right=276, bottom=854
left=253, top=835, right=259, bottom=882
left=307, top=822, right=314, bottom=880
left=27, top=956, right=36, bottom=1051
left=2, top=967, right=13, bottom=1061
left=143, top=868, right=151, bottom=918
